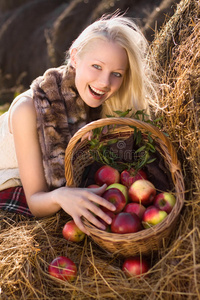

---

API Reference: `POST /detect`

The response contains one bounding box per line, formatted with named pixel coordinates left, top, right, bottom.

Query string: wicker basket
left=65, top=118, right=185, bottom=257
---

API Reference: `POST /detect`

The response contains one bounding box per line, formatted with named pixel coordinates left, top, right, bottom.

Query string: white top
left=0, top=90, right=32, bottom=190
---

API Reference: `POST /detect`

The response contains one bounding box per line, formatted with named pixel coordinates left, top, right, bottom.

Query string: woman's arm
left=10, top=96, right=115, bottom=234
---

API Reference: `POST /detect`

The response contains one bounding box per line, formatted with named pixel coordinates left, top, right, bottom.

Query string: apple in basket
left=153, top=192, right=176, bottom=213
left=62, top=220, right=85, bottom=242
left=142, top=205, right=168, bottom=228
left=123, top=203, right=146, bottom=220
left=121, top=168, right=147, bottom=188
left=122, top=256, right=149, bottom=278
left=101, top=188, right=127, bottom=214
left=111, top=212, right=142, bottom=234
left=106, top=183, right=128, bottom=202
left=94, top=165, right=120, bottom=186
left=128, top=179, right=156, bottom=206
left=48, top=256, right=77, bottom=282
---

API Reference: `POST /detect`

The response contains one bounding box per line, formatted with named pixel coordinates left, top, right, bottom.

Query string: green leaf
left=135, top=145, right=146, bottom=154
left=147, top=133, right=153, bottom=143
left=147, top=157, right=157, bottom=164
left=146, top=143, right=156, bottom=152
left=107, top=139, right=119, bottom=145
left=113, top=109, right=132, bottom=117
left=136, top=130, right=142, bottom=145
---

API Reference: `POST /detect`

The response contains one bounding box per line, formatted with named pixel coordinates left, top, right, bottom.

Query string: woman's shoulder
left=8, top=89, right=33, bottom=116
left=9, top=89, right=36, bottom=134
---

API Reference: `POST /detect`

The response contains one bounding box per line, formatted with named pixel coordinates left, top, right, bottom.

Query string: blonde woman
left=0, top=14, right=157, bottom=234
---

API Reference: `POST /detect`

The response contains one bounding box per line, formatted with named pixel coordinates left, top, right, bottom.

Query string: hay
left=151, top=0, right=200, bottom=193
left=0, top=0, right=200, bottom=299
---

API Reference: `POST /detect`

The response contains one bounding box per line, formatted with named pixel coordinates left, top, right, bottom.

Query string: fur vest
left=31, top=66, right=101, bottom=190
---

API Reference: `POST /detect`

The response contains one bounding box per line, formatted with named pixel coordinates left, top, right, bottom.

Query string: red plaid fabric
left=0, top=186, right=33, bottom=217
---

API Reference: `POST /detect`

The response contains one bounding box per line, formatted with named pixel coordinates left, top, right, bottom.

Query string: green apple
left=106, top=183, right=128, bottom=203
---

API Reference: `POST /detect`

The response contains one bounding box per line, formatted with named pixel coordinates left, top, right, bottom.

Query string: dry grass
left=0, top=0, right=200, bottom=299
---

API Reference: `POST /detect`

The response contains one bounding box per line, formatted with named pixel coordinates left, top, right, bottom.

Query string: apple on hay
left=62, top=220, right=85, bottom=242
left=122, top=256, right=149, bottom=278
left=48, top=256, right=77, bottom=282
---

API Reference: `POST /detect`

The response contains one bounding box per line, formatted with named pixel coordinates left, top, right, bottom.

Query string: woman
left=0, top=14, right=157, bottom=234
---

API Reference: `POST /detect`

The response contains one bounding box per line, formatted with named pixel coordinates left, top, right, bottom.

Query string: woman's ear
left=70, top=48, right=78, bottom=68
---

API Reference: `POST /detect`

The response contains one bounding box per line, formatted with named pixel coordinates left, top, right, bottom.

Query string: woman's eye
left=112, top=72, right=122, bottom=78
left=93, top=64, right=101, bottom=70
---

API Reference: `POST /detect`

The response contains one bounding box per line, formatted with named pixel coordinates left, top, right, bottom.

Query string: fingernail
left=107, top=218, right=112, bottom=224
left=101, top=224, right=106, bottom=230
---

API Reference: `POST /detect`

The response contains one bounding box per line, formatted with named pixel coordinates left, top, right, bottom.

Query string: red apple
left=111, top=212, right=142, bottom=234
left=62, top=220, right=85, bottom=242
left=106, top=183, right=128, bottom=202
left=123, top=203, right=146, bottom=220
left=128, top=179, right=156, bottom=206
left=94, top=165, right=120, bottom=186
left=153, top=192, right=176, bottom=213
left=122, top=256, right=149, bottom=278
left=121, top=168, right=147, bottom=188
left=48, top=256, right=77, bottom=282
left=142, top=205, right=168, bottom=228
left=102, top=188, right=126, bottom=213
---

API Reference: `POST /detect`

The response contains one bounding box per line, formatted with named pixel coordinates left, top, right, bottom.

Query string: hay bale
left=0, top=0, right=200, bottom=299
left=151, top=0, right=200, bottom=192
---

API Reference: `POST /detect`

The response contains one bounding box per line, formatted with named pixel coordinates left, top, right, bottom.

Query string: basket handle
left=65, top=117, right=179, bottom=186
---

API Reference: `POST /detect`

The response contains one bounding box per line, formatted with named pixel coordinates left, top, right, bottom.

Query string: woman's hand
left=81, top=126, right=109, bottom=142
left=81, top=131, right=93, bottom=141
left=55, top=184, right=116, bottom=235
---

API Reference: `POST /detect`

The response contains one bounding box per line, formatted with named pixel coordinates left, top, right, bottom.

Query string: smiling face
left=71, top=39, right=128, bottom=108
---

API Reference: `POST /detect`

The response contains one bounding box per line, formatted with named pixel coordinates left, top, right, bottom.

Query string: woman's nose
left=98, top=72, right=111, bottom=88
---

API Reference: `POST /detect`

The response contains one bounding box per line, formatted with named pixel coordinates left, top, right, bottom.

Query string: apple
left=122, top=256, right=149, bottom=278
left=142, top=205, right=168, bottom=228
left=101, top=188, right=126, bottom=213
left=128, top=179, right=156, bottom=206
left=48, top=256, right=77, bottom=282
left=121, top=168, right=147, bottom=188
left=153, top=192, right=176, bottom=213
left=94, top=165, right=120, bottom=186
left=123, top=203, right=146, bottom=220
left=111, top=212, right=142, bottom=234
left=62, top=220, right=85, bottom=242
left=106, top=183, right=128, bottom=202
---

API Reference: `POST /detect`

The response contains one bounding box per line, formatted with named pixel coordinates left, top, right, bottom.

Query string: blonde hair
left=66, top=14, right=158, bottom=118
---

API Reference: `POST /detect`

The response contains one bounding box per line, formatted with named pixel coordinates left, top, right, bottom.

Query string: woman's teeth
left=89, top=85, right=105, bottom=96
